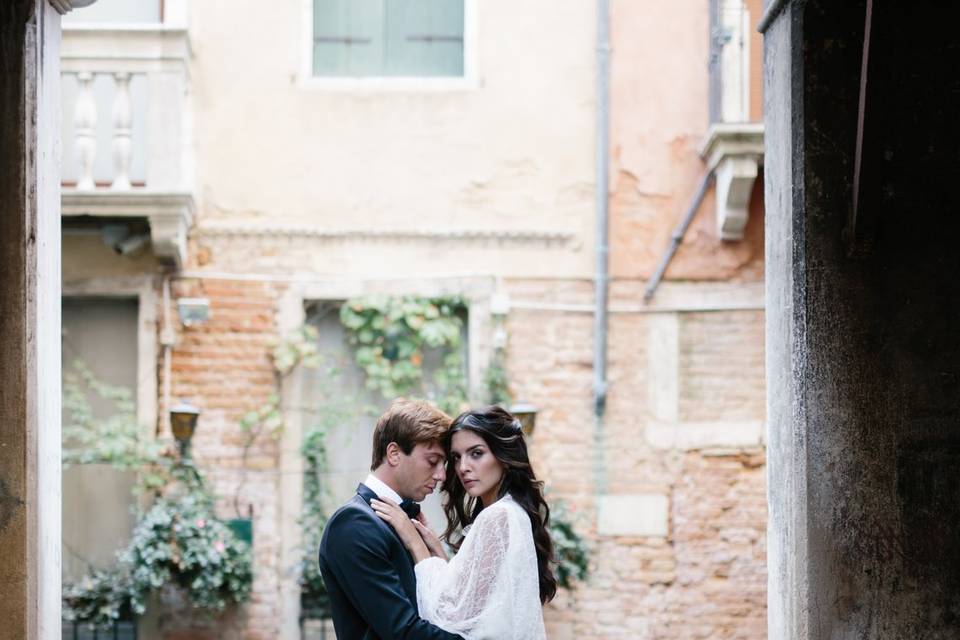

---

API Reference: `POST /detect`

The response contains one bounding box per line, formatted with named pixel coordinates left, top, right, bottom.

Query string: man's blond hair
left=370, top=398, right=452, bottom=470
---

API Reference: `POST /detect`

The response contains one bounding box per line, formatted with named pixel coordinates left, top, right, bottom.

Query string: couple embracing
left=318, top=399, right=554, bottom=640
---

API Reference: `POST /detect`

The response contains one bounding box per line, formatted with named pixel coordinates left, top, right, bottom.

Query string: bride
left=372, top=405, right=555, bottom=640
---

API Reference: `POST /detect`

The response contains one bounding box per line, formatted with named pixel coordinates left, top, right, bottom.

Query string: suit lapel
left=356, top=482, right=378, bottom=505
left=356, top=483, right=414, bottom=565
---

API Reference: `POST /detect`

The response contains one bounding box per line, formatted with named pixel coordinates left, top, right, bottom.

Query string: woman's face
left=450, top=429, right=505, bottom=507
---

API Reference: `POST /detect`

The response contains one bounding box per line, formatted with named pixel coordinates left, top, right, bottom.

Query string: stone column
left=0, top=1, right=63, bottom=638
left=764, top=0, right=960, bottom=637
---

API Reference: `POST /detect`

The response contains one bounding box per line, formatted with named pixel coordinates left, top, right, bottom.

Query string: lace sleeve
left=414, top=506, right=509, bottom=637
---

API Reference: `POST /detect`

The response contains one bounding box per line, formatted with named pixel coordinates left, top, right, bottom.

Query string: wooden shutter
left=313, top=0, right=385, bottom=76
left=385, top=0, right=464, bottom=77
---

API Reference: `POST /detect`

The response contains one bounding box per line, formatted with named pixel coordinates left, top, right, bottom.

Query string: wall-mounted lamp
left=510, top=403, right=538, bottom=436
left=177, top=298, right=210, bottom=326
left=170, top=400, right=201, bottom=460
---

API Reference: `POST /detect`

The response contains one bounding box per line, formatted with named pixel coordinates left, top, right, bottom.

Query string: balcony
left=704, top=0, right=765, bottom=241
left=60, top=24, right=194, bottom=267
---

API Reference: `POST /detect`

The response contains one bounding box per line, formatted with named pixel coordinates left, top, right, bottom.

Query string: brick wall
left=151, top=272, right=766, bottom=639
left=161, top=277, right=286, bottom=640
left=504, top=279, right=767, bottom=639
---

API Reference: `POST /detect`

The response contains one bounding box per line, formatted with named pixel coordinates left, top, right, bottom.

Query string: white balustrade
left=68, top=70, right=140, bottom=190
left=60, top=27, right=191, bottom=193
left=110, top=71, right=133, bottom=190
left=60, top=26, right=196, bottom=268
left=74, top=71, right=97, bottom=190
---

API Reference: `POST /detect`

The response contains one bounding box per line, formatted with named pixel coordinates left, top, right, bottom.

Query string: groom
left=319, top=399, right=464, bottom=640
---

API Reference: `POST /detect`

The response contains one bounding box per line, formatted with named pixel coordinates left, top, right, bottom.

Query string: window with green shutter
left=313, top=0, right=465, bottom=77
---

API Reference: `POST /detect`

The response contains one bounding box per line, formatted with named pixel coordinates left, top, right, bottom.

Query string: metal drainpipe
left=594, top=0, right=611, bottom=495
left=160, top=273, right=176, bottom=436
left=642, top=169, right=715, bottom=302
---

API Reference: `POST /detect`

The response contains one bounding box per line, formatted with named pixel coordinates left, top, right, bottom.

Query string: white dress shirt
left=363, top=473, right=404, bottom=505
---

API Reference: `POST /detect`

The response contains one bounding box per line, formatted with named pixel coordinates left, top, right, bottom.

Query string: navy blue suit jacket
left=318, top=483, right=463, bottom=640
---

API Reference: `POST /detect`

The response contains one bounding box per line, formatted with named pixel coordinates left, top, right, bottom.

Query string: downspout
left=160, top=273, right=175, bottom=436
left=594, top=0, right=611, bottom=494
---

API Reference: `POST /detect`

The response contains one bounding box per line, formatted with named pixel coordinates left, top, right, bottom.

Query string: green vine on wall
left=63, top=360, right=162, bottom=478
left=297, top=425, right=329, bottom=605
left=483, top=315, right=512, bottom=407
left=339, top=295, right=469, bottom=415
left=232, top=325, right=322, bottom=516
left=547, top=497, right=590, bottom=589
left=251, top=297, right=590, bottom=610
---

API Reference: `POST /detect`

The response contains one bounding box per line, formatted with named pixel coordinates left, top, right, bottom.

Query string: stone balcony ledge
left=62, top=190, right=194, bottom=267
left=699, top=122, right=765, bottom=241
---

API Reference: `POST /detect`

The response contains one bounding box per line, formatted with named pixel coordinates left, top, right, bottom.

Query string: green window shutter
left=313, top=0, right=385, bottom=76
left=384, top=0, right=464, bottom=77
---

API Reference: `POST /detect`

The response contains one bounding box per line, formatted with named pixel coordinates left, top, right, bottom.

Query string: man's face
left=394, top=441, right=446, bottom=501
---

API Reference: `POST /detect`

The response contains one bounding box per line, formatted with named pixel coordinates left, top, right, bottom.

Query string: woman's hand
left=371, top=498, right=431, bottom=563
left=413, top=515, right=448, bottom=560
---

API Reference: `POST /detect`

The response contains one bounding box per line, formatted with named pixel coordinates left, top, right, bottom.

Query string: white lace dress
left=414, top=495, right=547, bottom=640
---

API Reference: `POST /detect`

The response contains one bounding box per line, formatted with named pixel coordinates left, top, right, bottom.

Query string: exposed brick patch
left=502, top=286, right=767, bottom=638
left=158, top=277, right=287, bottom=639
left=679, top=311, right=766, bottom=422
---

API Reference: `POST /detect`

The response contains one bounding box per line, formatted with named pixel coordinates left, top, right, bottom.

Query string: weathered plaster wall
left=0, top=2, right=63, bottom=638
left=187, top=0, right=596, bottom=280
left=761, top=3, right=803, bottom=638
left=0, top=5, right=34, bottom=637
left=766, top=0, right=960, bottom=637
left=609, top=0, right=764, bottom=282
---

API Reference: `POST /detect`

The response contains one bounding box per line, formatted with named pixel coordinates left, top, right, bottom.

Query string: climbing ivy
left=62, top=359, right=162, bottom=477
left=339, top=295, right=469, bottom=415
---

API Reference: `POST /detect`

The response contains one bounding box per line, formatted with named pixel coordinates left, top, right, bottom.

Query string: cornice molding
left=197, top=224, right=576, bottom=247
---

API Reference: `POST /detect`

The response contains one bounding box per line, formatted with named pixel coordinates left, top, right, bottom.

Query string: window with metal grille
left=312, top=0, right=465, bottom=77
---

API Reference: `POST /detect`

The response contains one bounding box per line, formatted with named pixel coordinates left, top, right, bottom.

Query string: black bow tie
left=399, top=499, right=421, bottom=519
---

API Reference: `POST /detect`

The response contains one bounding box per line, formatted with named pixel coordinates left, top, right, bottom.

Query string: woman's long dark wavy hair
left=441, top=405, right=557, bottom=604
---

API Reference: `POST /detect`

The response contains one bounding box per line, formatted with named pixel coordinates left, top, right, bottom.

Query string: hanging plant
left=125, top=472, right=253, bottom=613
left=61, top=362, right=253, bottom=625
left=339, top=295, right=468, bottom=415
